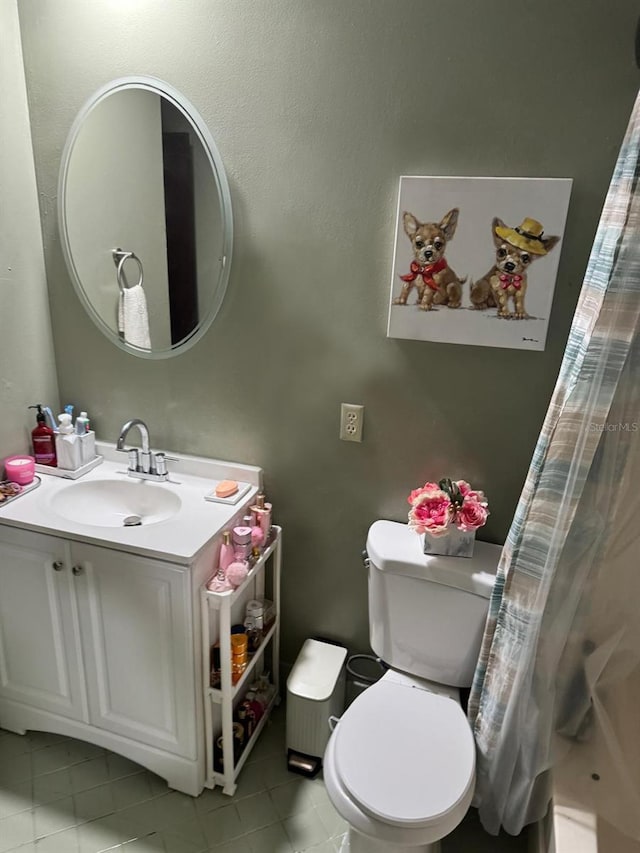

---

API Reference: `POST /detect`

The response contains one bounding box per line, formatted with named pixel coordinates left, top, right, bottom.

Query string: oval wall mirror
left=58, top=76, right=233, bottom=358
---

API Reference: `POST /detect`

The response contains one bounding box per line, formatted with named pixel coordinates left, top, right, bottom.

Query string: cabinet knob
left=52, top=560, right=65, bottom=572
left=72, top=565, right=84, bottom=576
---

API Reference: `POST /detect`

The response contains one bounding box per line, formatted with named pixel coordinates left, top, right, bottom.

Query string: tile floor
left=0, top=707, right=529, bottom=852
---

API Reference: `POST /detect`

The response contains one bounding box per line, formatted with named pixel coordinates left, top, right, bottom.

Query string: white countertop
left=0, top=443, right=262, bottom=565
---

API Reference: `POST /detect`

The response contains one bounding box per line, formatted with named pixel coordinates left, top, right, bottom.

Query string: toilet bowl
left=324, top=670, right=476, bottom=852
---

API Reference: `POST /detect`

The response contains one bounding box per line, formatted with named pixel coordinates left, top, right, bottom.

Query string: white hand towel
left=117, top=283, right=151, bottom=349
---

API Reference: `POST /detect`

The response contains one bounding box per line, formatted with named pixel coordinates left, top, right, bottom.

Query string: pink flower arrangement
left=407, top=478, right=489, bottom=537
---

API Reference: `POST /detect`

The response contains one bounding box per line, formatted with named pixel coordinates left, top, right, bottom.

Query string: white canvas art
left=387, top=176, right=572, bottom=350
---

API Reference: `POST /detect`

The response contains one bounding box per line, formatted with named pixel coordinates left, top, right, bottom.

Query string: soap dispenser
left=28, top=404, right=57, bottom=467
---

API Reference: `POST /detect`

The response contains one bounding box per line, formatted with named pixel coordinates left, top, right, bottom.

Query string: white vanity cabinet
left=0, top=527, right=86, bottom=722
left=0, top=524, right=199, bottom=793
left=71, top=542, right=195, bottom=757
left=0, top=448, right=267, bottom=796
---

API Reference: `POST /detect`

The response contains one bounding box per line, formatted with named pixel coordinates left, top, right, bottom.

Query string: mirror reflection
left=59, top=78, right=232, bottom=358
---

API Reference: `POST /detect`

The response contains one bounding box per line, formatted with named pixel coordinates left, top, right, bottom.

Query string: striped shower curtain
left=468, top=90, right=640, bottom=837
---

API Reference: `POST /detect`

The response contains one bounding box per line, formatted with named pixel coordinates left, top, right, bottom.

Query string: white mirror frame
left=58, top=76, right=233, bottom=359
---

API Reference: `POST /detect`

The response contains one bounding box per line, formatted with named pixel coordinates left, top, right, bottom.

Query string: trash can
left=345, top=654, right=386, bottom=707
left=286, top=639, right=347, bottom=776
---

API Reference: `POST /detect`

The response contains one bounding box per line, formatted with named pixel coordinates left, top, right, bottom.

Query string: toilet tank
left=365, top=520, right=501, bottom=688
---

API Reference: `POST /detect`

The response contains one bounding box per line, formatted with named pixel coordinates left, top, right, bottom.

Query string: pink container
left=4, top=455, right=35, bottom=485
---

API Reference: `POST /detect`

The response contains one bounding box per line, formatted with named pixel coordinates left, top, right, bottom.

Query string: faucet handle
left=127, top=448, right=139, bottom=472
left=153, top=452, right=167, bottom=477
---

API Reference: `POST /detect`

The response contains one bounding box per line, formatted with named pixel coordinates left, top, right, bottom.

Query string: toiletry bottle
left=28, top=404, right=57, bottom=467
left=57, top=413, right=74, bottom=434
left=55, top=412, right=81, bottom=471
left=43, top=406, right=58, bottom=433
left=232, top=525, right=252, bottom=561
left=75, top=411, right=90, bottom=435
left=251, top=525, right=265, bottom=558
left=219, top=531, right=234, bottom=571
left=206, top=568, right=232, bottom=593
left=250, top=493, right=272, bottom=541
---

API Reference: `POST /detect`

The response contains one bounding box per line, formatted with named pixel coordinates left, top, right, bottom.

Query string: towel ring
left=112, top=248, right=143, bottom=291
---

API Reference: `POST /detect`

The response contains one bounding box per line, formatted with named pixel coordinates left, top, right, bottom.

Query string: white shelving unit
left=201, top=525, right=282, bottom=795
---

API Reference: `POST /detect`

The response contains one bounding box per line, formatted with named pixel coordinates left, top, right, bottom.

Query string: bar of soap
left=215, top=479, right=239, bottom=498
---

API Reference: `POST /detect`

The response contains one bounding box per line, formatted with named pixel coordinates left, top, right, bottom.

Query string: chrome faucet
left=116, top=419, right=169, bottom=481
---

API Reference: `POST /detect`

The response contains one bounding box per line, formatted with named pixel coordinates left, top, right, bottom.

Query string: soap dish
left=35, top=455, right=104, bottom=480
left=0, top=476, right=41, bottom=508
left=204, top=480, right=253, bottom=505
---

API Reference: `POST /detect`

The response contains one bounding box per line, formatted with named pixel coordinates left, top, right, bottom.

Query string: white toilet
left=323, top=520, right=501, bottom=852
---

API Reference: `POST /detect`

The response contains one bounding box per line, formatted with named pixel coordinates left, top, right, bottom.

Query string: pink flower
left=407, top=483, right=439, bottom=505
left=455, top=497, right=489, bottom=532
left=456, top=480, right=487, bottom=504
left=408, top=488, right=452, bottom=537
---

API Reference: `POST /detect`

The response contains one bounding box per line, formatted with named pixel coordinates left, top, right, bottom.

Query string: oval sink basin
left=52, top=479, right=182, bottom=528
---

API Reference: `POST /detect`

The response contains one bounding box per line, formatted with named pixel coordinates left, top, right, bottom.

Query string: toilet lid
left=334, top=680, right=475, bottom=829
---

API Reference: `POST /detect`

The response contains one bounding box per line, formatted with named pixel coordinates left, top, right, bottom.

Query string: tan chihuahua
left=470, top=217, right=559, bottom=319
left=394, top=209, right=466, bottom=310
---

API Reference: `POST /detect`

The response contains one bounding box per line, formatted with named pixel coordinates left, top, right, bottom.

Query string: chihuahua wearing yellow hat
left=470, top=217, right=559, bottom=319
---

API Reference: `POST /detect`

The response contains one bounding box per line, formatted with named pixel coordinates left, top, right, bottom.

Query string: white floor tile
left=35, top=826, right=80, bottom=853
left=0, top=779, right=33, bottom=818
left=0, top=752, right=32, bottom=784
left=283, top=806, right=330, bottom=851
left=0, top=731, right=31, bottom=759
left=0, top=808, right=36, bottom=853
left=213, top=838, right=252, bottom=853
left=107, top=754, right=143, bottom=782
left=235, top=790, right=279, bottom=834
left=32, top=745, right=74, bottom=777
left=121, top=833, right=165, bottom=853
left=200, top=803, right=243, bottom=847
left=193, top=786, right=231, bottom=816
left=0, top=708, right=528, bottom=853
left=110, top=772, right=153, bottom=811
left=269, top=778, right=316, bottom=820
left=245, top=822, right=294, bottom=853
left=70, top=757, right=111, bottom=793
left=33, top=768, right=73, bottom=806
left=76, top=814, right=127, bottom=853
left=73, top=782, right=115, bottom=823
left=34, top=796, right=76, bottom=838
left=28, top=733, right=68, bottom=752
left=314, top=800, right=347, bottom=839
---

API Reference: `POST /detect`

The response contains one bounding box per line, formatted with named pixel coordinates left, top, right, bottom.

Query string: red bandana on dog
left=400, top=258, right=448, bottom=292
left=499, top=273, right=523, bottom=290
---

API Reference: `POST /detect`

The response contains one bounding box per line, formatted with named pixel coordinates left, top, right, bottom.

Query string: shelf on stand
left=208, top=621, right=278, bottom=703
left=201, top=526, right=282, bottom=795
left=211, top=691, right=280, bottom=795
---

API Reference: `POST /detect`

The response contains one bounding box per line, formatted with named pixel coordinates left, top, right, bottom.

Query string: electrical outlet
left=340, top=403, right=364, bottom=442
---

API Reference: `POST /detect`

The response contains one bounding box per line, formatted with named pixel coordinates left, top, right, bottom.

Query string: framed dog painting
left=387, top=176, right=572, bottom=351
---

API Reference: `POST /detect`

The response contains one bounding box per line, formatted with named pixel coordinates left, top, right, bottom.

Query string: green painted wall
left=18, top=0, right=640, bottom=662
left=0, top=0, right=58, bottom=466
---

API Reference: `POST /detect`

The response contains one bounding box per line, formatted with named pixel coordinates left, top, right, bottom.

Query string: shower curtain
left=468, top=89, right=640, bottom=839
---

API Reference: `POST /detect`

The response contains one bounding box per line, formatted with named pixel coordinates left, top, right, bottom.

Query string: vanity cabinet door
left=0, top=528, right=87, bottom=721
left=72, top=543, right=195, bottom=758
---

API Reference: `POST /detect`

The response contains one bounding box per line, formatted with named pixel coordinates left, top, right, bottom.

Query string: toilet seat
left=333, top=676, right=475, bottom=831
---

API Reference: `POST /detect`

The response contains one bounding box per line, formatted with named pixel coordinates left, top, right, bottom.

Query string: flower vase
left=423, top=526, right=475, bottom=558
